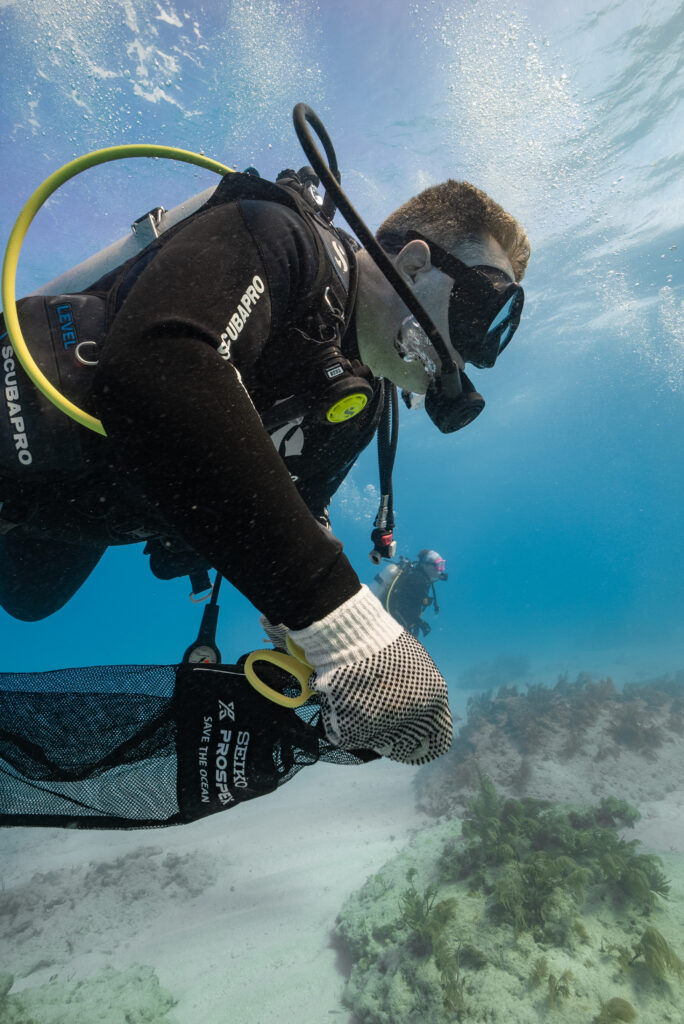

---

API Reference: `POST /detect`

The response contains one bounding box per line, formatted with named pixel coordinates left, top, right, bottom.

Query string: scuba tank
left=371, top=560, right=402, bottom=603
left=31, top=186, right=219, bottom=297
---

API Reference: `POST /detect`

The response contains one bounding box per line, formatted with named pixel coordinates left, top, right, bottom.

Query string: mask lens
left=486, top=289, right=524, bottom=357
left=488, top=293, right=517, bottom=333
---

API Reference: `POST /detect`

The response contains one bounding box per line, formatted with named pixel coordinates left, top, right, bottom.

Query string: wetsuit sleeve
left=92, top=201, right=360, bottom=629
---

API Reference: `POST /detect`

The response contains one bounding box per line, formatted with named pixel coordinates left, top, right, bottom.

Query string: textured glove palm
left=287, top=585, right=452, bottom=765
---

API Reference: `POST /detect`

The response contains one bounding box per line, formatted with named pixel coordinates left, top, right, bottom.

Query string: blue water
left=0, top=2, right=682, bottom=1017
left=1, top=0, right=681, bottom=689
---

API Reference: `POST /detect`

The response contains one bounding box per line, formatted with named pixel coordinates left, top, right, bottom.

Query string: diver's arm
left=93, top=202, right=360, bottom=629
left=93, top=199, right=453, bottom=766
left=95, top=332, right=359, bottom=629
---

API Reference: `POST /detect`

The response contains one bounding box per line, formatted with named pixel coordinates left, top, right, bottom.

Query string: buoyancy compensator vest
left=204, top=167, right=374, bottom=430
left=0, top=292, right=106, bottom=479
left=0, top=166, right=372, bottom=483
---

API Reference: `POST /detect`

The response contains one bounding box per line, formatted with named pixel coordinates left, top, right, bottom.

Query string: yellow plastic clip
left=243, top=649, right=315, bottom=709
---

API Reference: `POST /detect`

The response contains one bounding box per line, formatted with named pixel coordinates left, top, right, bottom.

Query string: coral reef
left=593, top=997, right=637, bottom=1023
left=456, top=656, right=531, bottom=691
left=416, top=670, right=684, bottom=817
left=335, top=779, right=683, bottom=1024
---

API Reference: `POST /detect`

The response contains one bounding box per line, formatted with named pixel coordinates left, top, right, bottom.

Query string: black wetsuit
left=0, top=193, right=383, bottom=624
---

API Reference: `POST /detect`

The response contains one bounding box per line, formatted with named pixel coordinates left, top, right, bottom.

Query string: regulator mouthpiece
left=425, top=368, right=485, bottom=434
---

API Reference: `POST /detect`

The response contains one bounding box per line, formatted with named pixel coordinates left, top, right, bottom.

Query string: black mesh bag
left=0, top=658, right=378, bottom=829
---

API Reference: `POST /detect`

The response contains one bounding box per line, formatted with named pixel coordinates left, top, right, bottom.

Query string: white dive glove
left=287, top=585, right=452, bottom=765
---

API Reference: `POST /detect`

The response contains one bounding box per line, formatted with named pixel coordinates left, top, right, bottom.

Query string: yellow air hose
left=1, top=145, right=233, bottom=436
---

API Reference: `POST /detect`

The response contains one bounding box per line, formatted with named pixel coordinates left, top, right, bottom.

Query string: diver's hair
left=376, top=180, right=530, bottom=282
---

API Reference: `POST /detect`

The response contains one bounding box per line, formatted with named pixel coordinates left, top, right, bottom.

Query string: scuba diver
left=0, top=107, right=530, bottom=768
left=372, top=549, right=448, bottom=638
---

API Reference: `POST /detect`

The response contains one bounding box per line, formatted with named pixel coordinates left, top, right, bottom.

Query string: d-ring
left=74, top=340, right=99, bottom=366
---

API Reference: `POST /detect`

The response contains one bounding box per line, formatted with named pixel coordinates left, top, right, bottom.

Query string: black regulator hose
left=292, top=103, right=460, bottom=382
left=291, top=105, right=340, bottom=221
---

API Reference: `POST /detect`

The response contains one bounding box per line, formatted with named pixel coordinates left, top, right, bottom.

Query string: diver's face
left=409, top=258, right=467, bottom=372
left=394, top=234, right=517, bottom=389
left=424, top=233, right=521, bottom=369
left=422, top=561, right=445, bottom=582
left=392, top=241, right=464, bottom=393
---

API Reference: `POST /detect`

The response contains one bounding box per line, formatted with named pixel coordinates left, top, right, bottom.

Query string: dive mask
left=404, top=230, right=524, bottom=369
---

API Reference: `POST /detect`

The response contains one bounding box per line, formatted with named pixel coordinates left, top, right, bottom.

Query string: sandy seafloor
left=2, top=675, right=684, bottom=1024
left=1, top=758, right=434, bottom=1023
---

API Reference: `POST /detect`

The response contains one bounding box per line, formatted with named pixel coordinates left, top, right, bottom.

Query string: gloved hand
left=287, top=585, right=452, bottom=765
left=259, top=615, right=289, bottom=651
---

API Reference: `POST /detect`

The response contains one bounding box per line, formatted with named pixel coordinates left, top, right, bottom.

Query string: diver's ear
left=395, top=238, right=432, bottom=283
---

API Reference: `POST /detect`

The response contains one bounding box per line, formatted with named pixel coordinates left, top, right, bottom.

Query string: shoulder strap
left=206, top=171, right=355, bottom=318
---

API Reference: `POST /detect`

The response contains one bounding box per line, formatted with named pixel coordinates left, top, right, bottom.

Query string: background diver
left=0, top=129, right=530, bottom=768
left=372, top=549, right=448, bottom=639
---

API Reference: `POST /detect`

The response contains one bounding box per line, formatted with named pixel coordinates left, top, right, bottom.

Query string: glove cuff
left=288, top=584, right=403, bottom=667
left=259, top=615, right=289, bottom=651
